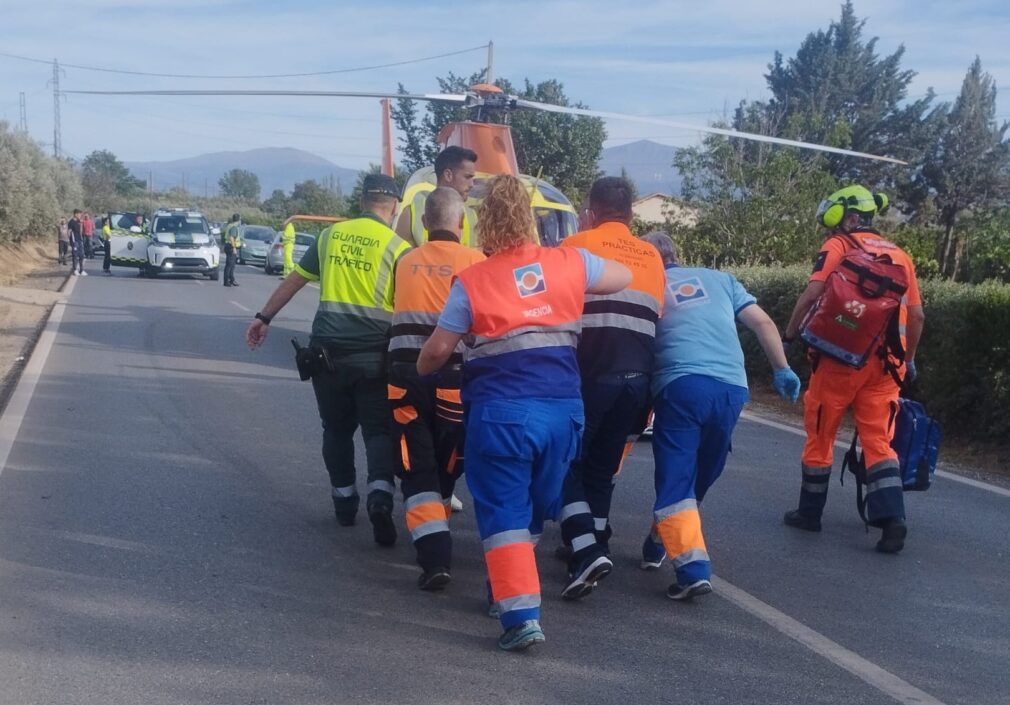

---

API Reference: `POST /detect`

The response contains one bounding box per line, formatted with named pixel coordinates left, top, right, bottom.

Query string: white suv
left=146, top=208, right=221, bottom=280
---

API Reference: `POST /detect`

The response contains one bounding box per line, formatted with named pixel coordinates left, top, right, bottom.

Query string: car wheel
left=208, top=269, right=220, bottom=281
left=264, top=262, right=273, bottom=275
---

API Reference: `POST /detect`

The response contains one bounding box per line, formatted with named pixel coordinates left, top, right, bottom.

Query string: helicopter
left=66, top=81, right=906, bottom=247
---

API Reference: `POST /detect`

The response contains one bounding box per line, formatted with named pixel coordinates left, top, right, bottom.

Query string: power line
left=0, top=45, right=489, bottom=79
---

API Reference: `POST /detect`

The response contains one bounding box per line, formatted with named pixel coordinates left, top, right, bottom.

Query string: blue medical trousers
left=466, top=397, right=584, bottom=630
left=652, top=375, right=748, bottom=586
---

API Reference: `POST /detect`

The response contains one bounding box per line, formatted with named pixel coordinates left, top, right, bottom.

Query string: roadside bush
left=0, top=122, right=82, bottom=243
left=733, top=265, right=1010, bottom=445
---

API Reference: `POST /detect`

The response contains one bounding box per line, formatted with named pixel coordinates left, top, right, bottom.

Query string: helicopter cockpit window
left=534, top=208, right=578, bottom=247
left=535, top=182, right=570, bottom=206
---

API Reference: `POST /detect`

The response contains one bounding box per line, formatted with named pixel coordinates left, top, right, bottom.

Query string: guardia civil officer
left=223, top=213, right=241, bottom=287
left=782, top=186, right=924, bottom=553
left=246, top=174, right=411, bottom=546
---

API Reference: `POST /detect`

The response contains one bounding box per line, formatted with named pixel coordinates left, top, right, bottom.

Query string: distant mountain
left=126, top=147, right=361, bottom=197
left=598, top=140, right=682, bottom=197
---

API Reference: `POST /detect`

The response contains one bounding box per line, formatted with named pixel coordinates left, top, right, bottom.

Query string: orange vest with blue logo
left=562, top=222, right=665, bottom=378
left=455, top=243, right=586, bottom=401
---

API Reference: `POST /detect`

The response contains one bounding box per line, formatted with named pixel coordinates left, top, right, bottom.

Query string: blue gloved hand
left=906, top=359, right=918, bottom=383
left=773, top=367, right=802, bottom=403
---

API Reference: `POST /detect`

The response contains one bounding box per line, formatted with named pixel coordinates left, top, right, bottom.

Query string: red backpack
left=800, top=233, right=908, bottom=369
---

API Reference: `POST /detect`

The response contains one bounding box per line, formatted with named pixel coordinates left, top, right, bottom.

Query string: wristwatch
left=254, top=312, right=272, bottom=325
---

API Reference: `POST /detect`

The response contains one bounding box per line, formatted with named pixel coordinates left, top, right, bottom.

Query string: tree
left=345, top=165, right=408, bottom=219
left=0, top=122, right=82, bottom=242
left=261, top=188, right=290, bottom=219
left=81, top=149, right=144, bottom=210
left=218, top=168, right=261, bottom=201
left=919, top=58, right=1010, bottom=279
left=672, top=103, right=837, bottom=267
left=753, top=2, right=944, bottom=198
left=287, top=179, right=344, bottom=218
left=393, top=70, right=606, bottom=201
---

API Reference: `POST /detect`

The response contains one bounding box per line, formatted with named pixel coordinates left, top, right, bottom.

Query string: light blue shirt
left=438, top=248, right=606, bottom=334
left=652, top=265, right=756, bottom=396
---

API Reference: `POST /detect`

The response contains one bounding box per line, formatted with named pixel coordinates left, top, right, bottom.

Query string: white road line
left=740, top=410, right=1010, bottom=499
left=0, top=275, right=77, bottom=477
left=230, top=300, right=251, bottom=312
left=713, top=575, right=947, bottom=705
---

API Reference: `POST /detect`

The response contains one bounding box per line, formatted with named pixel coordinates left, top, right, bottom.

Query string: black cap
left=362, top=173, right=400, bottom=199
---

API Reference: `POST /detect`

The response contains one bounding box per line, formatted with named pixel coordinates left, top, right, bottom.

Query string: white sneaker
left=450, top=494, right=464, bottom=512
left=80, top=271, right=88, bottom=276
left=71, top=270, right=79, bottom=276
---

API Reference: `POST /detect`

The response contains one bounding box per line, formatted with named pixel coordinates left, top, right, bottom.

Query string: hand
left=905, top=359, right=918, bottom=383
left=246, top=319, right=269, bottom=349
left=773, top=367, right=802, bottom=403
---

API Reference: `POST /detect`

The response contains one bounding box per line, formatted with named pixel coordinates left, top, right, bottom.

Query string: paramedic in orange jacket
left=555, top=176, right=666, bottom=600
left=417, top=175, right=631, bottom=652
left=782, top=186, right=925, bottom=553
left=387, top=188, right=486, bottom=591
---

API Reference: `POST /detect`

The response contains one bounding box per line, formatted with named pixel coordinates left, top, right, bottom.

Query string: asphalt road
left=0, top=261, right=1007, bottom=705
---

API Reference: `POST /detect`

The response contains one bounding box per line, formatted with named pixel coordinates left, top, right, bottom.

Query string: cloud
left=2, top=0, right=1007, bottom=169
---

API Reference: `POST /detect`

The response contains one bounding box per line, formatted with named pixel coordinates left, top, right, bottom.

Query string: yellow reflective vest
left=408, top=191, right=478, bottom=247
left=319, top=217, right=410, bottom=315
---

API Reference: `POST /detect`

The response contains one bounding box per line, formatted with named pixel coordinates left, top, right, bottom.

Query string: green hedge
left=732, top=266, right=1010, bottom=445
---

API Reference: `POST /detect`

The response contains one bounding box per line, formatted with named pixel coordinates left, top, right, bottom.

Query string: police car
left=144, top=208, right=220, bottom=279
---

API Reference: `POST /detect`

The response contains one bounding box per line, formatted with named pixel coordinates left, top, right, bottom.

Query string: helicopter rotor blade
left=513, top=98, right=908, bottom=165
left=63, top=89, right=469, bottom=103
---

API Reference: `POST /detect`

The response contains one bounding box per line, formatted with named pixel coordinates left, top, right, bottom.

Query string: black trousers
left=560, top=373, right=651, bottom=565
left=388, top=364, right=464, bottom=571
left=223, top=249, right=237, bottom=285
left=311, top=358, right=395, bottom=519
left=103, top=239, right=111, bottom=271
left=58, top=241, right=68, bottom=264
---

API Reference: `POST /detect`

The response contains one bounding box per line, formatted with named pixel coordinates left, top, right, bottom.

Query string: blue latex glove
left=906, top=359, right=918, bottom=383
left=773, top=367, right=802, bottom=403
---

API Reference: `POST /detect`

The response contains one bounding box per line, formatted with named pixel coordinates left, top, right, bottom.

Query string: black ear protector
left=873, top=193, right=889, bottom=214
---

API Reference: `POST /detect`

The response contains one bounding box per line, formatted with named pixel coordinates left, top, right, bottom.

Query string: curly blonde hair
left=476, top=174, right=537, bottom=253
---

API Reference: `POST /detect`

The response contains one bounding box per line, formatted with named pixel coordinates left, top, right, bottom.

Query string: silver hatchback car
left=265, top=231, right=316, bottom=274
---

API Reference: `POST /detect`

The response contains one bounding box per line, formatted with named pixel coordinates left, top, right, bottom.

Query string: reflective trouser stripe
left=672, top=547, right=710, bottom=568
left=593, top=517, right=608, bottom=532
left=655, top=503, right=707, bottom=566
left=802, top=465, right=831, bottom=494
left=406, top=495, right=450, bottom=535
left=484, top=534, right=540, bottom=618
left=332, top=485, right=357, bottom=498
left=864, top=460, right=905, bottom=525
left=560, top=501, right=590, bottom=522
left=367, top=480, right=395, bottom=495
left=571, top=533, right=596, bottom=552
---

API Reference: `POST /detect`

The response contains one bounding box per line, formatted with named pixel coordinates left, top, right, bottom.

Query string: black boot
left=783, top=509, right=822, bottom=532
left=876, top=519, right=907, bottom=553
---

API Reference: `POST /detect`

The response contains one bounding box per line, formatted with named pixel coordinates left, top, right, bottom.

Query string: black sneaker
left=666, top=579, right=713, bottom=601
left=876, top=519, right=907, bottom=554
left=369, top=506, right=397, bottom=547
left=783, top=510, right=822, bottom=532
left=561, top=555, right=613, bottom=601
left=418, top=567, right=451, bottom=591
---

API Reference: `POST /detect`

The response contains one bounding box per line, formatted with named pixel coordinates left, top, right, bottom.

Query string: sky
left=1, top=0, right=1008, bottom=171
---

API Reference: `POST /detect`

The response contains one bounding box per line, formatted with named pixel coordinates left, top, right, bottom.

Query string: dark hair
left=73, top=209, right=82, bottom=215
left=361, top=193, right=398, bottom=212
left=589, top=176, right=634, bottom=223
left=434, top=146, right=478, bottom=179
